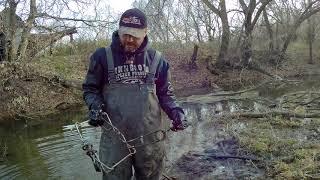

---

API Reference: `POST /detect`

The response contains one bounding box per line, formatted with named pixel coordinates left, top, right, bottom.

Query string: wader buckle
left=127, top=129, right=168, bottom=148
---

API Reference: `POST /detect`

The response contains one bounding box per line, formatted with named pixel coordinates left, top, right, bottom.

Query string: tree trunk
left=190, top=11, right=202, bottom=43
left=308, top=39, right=313, bottom=64
left=16, top=0, right=36, bottom=61
left=240, top=29, right=252, bottom=66
left=217, top=24, right=229, bottom=66
left=275, top=23, right=280, bottom=50
left=281, top=28, right=297, bottom=55
left=7, top=0, right=18, bottom=62
left=307, top=23, right=314, bottom=65
left=263, top=9, right=274, bottom=52
left=280, top=3, right=320, bottom=62
left=239, top=0, right=272, bottom=66
left=204, top=10, right=215, bottom=41
left=184, top=7, right=190, bottom=43
left=202, top=0, right=230, bottom=67
left=166, top=8, right=170, bottom=43
left=0, top=33, right=5, bottom=61
left=307, top=0, right=315, bottom=64
left=189, top=44, right=199, bottom=69
left=206, top=26, right=214, bottom=42
left=216, top=0, right=230, bottom=67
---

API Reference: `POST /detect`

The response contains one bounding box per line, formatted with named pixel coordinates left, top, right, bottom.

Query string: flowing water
left=1, top=76, right=320, bottom=180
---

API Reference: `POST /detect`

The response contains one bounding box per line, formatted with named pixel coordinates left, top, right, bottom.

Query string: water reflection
left=0, top=110, right=101, bottom=180
left=1, top=103, right=235, bottom=179
left=166, top=103, right=228, bottom=165
left=258, top=76, right=320, bottom=98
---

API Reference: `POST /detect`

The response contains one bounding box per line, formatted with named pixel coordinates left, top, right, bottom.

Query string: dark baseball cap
left=118, top=8, right=147, bottom=38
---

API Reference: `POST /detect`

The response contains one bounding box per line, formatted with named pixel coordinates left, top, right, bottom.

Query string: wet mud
left=169, top=138, right=263, bottom=179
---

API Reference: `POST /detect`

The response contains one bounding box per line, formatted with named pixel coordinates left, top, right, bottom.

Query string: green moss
left=270, top=148, right=319, bottom=179
left=240, top=132, right=298, bottom=157
left=247, top=138, right=269, bottom=154
left=270, top=116, right=303, bottom=128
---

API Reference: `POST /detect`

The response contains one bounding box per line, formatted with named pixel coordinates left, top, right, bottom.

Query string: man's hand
left=88, top=104, right=104, bottom=127
left=170, top=109, right=189, bottom=131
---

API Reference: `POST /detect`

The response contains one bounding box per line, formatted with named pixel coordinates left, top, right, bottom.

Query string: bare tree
left=191, top=1, right=203, bottom=43
left=6, top=0, right=20, bottom=61
left=0, top=0, right=116, bottom=62
left=142, top=0, right=182, bottom=42
left=180, top=0, right=205, bottom=43
left=238, top=0, right=272, bottom=66
left=16, top=0, right=36, bottom=61
left=306, top=0, right=316, bottom=64
left=263, top=8, right=274, bottom=52
left=279, top=0, right=320, bottom=62
left=202, top=0, right=230, bottom=68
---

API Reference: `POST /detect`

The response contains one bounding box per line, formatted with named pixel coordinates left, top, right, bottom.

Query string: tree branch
left=201, top=0, right=221, bottom=16
left=239, top=0, right=248, bottom=13
left=36, top=12, right=116, bottom=26
left=251, top=0, right=272, bottom=30
left=16, top=0, right=37, bottom=61
left=220, top=111, right=320, bottom=118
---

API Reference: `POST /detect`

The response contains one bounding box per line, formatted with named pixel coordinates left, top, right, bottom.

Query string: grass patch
left=52, top=39, right=109, bottom=56
left=237, top=117, right=320, bottom=179
left=31, top=39, right=110, bottom=80
left=32, top=55, right=86, bottom=80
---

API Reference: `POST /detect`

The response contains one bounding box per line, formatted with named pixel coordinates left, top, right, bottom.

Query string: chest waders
left=99, top=47, right=165, bottom=180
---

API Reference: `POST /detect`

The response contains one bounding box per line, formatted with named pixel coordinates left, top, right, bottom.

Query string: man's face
left=119, top=32, right=146, bottom=53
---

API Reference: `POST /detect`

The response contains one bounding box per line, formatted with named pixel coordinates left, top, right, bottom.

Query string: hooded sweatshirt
left=82, top=31, right=183, bottom=120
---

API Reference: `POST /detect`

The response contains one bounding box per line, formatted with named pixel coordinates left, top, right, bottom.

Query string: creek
left=1, top=75, right=320, bottom=180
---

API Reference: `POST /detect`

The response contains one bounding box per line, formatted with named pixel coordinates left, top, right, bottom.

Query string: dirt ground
left=166, top=47, right=320, bottom=96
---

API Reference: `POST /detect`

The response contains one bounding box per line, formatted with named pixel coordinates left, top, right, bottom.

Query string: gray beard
left=120, top=44, right=137, bottom=53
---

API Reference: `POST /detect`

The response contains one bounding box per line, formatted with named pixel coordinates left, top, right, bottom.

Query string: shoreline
left=1, top=53, right=319, bottom=122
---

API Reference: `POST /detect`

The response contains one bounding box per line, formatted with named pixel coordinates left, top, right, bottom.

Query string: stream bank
left=1, top=47, right=320, bottom=121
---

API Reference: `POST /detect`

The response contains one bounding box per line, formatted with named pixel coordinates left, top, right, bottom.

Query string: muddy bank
left=0, top=62, right=83, bottom=121
left=165, top=83, right=320, bottom=179
left=168, top=137, right=263, bottom=179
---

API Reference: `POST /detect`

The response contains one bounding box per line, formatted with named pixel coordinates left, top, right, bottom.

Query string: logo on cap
left=121, top=16, right=142, bottom=25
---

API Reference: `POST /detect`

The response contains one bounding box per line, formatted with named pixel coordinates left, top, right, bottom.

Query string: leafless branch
left=36, top=12, right=116, bottom=26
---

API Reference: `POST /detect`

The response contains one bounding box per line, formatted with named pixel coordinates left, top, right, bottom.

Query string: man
left=83, top=8, right=187, bottom=180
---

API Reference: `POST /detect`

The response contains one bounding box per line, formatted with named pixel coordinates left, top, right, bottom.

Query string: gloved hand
left=170, top=108, right=189, bottom=131
left=88, top=103, right=105, bottom=127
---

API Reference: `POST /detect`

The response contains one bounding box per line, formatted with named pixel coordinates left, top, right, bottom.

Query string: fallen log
left=38, top=75, right=82, bottom=90
left=219, top=111, right=320, bottom=118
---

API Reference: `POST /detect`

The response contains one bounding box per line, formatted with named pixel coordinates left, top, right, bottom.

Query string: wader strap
left=145, top=51, right=161, bottom=84
left=105, top=47, right=116, bottom=83
left=144, top=50, right=148, bottom=68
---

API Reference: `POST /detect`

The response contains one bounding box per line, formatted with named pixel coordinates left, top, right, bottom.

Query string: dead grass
left=236, top=116, right=320, bottom=179
left=0, top=62, right=82, bottom=121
